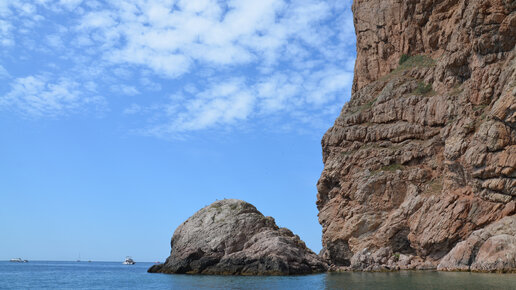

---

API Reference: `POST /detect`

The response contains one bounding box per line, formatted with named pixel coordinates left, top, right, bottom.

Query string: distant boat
left=10, top=258, right=28, bottom=263
left=123, top=256, right=135, bottom=265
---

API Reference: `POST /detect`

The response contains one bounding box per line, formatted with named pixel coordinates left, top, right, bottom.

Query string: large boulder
left=438, top=215, right=516, bottom=273
left=148, top=199, right=327, bottom=275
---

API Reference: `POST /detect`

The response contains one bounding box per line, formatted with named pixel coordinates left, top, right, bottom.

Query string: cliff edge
left=317, top=0, right=516, bottom=272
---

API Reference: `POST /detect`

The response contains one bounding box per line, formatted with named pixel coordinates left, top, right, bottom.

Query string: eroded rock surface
left=438, top=215, right=516, bottom=273
left=149, top=199, right=327, bottom=275
left=318, top=0, right=516, bottom=272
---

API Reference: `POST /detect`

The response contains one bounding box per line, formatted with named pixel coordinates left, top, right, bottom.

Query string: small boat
left=123, top=256, right=135, bottom=265
left=10, top=258, right=28, bottom=263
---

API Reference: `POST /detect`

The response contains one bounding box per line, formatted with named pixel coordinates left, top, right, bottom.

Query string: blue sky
left=0, top=0, right=355, bottom=262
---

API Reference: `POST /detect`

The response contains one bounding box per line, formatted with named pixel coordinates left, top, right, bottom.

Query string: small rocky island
left=148, top=199, right=327, bottom=275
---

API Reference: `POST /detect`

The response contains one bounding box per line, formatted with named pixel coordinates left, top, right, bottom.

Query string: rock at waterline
left=438, top=215, right=516, bottom=273
left=148, top=199, right=327, bottom=275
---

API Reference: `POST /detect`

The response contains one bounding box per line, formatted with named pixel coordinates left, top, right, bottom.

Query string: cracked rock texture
left=317, top=0, right=516, bottom=272
left=148, top=199, right=327, bottom=275
left=438, top=215, right=516, bottom=272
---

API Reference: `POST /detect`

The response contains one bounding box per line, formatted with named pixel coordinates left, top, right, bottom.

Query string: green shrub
left=399, top=54, right=410, bottom=65
left=414, top=81, right=433, bottom=95
left=380, top=55, right=436, bottom=82
left=372, top=163, right=404, bottom=175
left=381, top=163, right=404, bottom=172
left=473, top=104, right=487, bottom=111
left=358, top=98, right=377, bottom=112
left=424, top=178, right=443, bottom=196
left=396, top=55, right=435, bottom=71
left=450, top=84, right=463, bottom=96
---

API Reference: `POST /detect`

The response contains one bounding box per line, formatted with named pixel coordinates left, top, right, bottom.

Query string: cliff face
left=317, top=0, right=516, bottom=271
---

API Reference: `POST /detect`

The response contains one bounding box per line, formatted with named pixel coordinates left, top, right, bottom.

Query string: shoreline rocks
left=149, top=199, right=327, bottom=275
left=438, top=216, right=516, bottom=273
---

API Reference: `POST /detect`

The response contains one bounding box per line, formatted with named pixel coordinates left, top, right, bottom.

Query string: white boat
left=10, top=258, right=28, bottom=263
left=123, top=256, right=135, bottom=265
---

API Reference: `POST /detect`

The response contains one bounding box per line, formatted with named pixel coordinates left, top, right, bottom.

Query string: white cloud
left=12, top=2, right=37, bottom=15
left=0, top=19, right=14, bottom=46
left=143, top=62, right=354, bottom=135
left=256, top=73, right=301, bottom=113
left=0, top=1, right=46, bottom=47
left=58, top=0, right=83, bottom=10
left=0, top=65, right=10, bottom=78
left=79, top=10, right=115, bottom=29
left=140, top=77, right=162, bottom=91
left=74, top=0, right=354, bottom=136
left=152, top=79, right=255, bottom=134
left=0, top=2, right=10, bottom=16
left=46, top=34, right=64, bottom=48
left=110, top=84, right=140, bottom=96
left=302, top=67, right=354, bottom=105
left=0, top=75, right=105, bottom=117
left=0, top=0, right=356, bottom=137
left=76, top=0, right=337, bottom=78
left=109, top=49, right=191, bottom=78
left=123, top=103, right=141, bottom=115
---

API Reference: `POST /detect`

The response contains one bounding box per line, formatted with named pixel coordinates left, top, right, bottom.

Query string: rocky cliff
left=317, top=0, right=516, bottom=272
left=149, top=199, right=327, bottom=275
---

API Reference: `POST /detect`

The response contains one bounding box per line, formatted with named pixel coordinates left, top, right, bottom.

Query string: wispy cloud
left=123, top=103, right=142, bottom=115
left=140, top=63, right=354, bottom=137
left=0, top=18, right=14, bottom=46
left=0, top=75, right=105, bottom=117
left=0, top=65, right=10, bottom=78
left=151, top=79, right=255, bottom=134
left=110, top=84, right=140, bottom=96
left=77, top=0, right=341, bottom=77
left=0, top=0, right=356, bottom=138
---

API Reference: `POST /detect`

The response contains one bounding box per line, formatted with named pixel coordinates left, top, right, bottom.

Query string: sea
left=1, top=261, right=516, bottom=289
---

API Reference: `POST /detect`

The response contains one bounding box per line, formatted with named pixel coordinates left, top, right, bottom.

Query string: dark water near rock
left=1, top=261, right=516, bottom=289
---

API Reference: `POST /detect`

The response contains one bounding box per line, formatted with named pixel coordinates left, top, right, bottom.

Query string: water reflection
left=324, top=271, right=516, bottom=290
left=163, top=271, right=516, bottom=289
left=2, top=261, right=516, bottom=289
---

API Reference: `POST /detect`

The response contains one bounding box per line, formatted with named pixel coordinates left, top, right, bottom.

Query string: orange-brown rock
left=317, top=0, right=516, bottom=271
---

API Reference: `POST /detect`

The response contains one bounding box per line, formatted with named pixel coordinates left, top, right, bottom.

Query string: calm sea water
left=1, top=261, right=516, bottom=289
